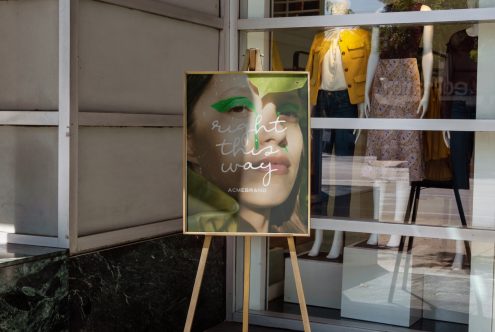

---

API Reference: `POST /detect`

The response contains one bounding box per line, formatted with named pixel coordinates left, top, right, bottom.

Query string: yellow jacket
left=306, top=29, right=371, bottom=106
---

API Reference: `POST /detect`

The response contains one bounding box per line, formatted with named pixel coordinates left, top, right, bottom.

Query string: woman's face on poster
left=188, top=74, right=305, bottom=209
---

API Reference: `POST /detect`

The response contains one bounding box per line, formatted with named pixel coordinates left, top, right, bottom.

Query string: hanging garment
left=366, top=2, right=425, bottom=182
left=320, top=29, right=348, bottom=92
left=366, top=58, right=424, bottom=182
left=308, top=28, right=369, bottom=200
left=442, top=29, right=478, bottom=117
left=442, top=29, right=478, bottom=189
left=306, top=28, right=371, bottom=105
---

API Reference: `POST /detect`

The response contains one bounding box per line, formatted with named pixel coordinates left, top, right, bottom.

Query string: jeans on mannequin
left=450, top=95, right=475, bottom=269
left=450, top=99, right=475, bottom=190
left=309, top=89, right=357, bottom=259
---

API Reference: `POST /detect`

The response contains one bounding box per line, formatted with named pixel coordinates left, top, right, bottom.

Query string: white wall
left=470, top=10, right=495, bottom=329
left=78, top=0, right=219, bottom=113
left=0, top=0, right=58, bottom=110
left=0, top=0, right=59, bottom=238
left=78, top=127, right=182, bottom=236
left=159, top=0, right=219, bottom=16
left=0, top=127, right=58, bottom=237
left=77, top=0, right=220, bottom=236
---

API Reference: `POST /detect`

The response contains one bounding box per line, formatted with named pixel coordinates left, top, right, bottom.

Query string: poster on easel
left=184, top=72, right=310, bottom=237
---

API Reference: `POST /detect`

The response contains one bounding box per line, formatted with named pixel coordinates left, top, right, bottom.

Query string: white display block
left=341, top=244, right=423, bottom=327
left=422, top=272, right=470, bottom=324
left=284, top=254, right=342, bottom=309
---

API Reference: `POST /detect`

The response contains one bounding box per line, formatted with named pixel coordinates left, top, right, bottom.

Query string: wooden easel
left=183, top=235, right=311, bottom=332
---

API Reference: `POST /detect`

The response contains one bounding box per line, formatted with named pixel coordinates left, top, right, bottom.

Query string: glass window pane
left=311, top=129, right=491, bottom=231
left=266, top=23, right=495, bottom=120
left=237, top=11, right=495, bottom=332
left=241, top=0, right=494, bottom=18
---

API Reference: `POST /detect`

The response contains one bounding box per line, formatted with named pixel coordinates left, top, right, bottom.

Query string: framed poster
left=183, top=72, right=310, bottom=236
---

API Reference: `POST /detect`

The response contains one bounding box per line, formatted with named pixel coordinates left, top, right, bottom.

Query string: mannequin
left=442, top=0, right=478, bottom=269
left=364, top=0, right=433, bottom=247
left=306, top=0, right=370, bottom=258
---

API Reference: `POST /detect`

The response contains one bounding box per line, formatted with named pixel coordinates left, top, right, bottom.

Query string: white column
left=469, top=0, right=495, bottom=325
left=58, top=0, right=79, bottom=250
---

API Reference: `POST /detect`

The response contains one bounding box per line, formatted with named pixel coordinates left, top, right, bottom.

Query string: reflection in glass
left=311, top=129, right=476, bottom=228
left=306, top=0, right=372, bottom=258
left=269, top=0, right=484, bottom=18
left=271, top=22, right=483, bottom=118
left=241, top=1, right=495, bottom=330
left=268, top=233, right=484, bottom=330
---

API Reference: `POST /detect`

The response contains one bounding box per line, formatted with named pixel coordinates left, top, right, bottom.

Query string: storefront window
left=233, top=1, right=495, bottom=331
left=274, top=23, right=488, bottom=119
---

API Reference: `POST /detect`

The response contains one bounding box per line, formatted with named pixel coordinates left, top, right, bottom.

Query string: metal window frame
left=238, top=7, right=495, bottom=30
left=311, top=118, right=495, bottom=131
left=220, top=0, right=240, bottom=322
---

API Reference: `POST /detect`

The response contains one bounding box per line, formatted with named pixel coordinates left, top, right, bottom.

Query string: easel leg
left=288, top=236, right=312, bottom=332
left=398, top=185, right=416, bottom=252
left=406, top=185, right=421, bottom=253
left=243, top=236, right=251, bottom=332
left=184, top=236, right=212, bottom=332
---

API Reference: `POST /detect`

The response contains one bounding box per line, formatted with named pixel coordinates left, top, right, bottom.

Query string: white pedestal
left=341, top=243, right=423, bottom=327
left=284, top=253, right=343, bottom=309
left=422, top=270, right=470, bottom=324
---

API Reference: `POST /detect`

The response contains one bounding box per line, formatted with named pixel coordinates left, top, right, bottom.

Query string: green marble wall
left=0, top=234, right=226, bottom=332
left=0, top=254, right=69, bottom=331
left=69, top=234, right=226, bottom=332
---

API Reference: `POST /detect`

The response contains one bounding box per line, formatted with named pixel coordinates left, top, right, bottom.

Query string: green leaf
left=247, top=74, right=307, bottom=98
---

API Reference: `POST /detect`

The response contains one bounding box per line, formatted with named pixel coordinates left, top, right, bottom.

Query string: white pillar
left=469, top=2, right=495, bottom=326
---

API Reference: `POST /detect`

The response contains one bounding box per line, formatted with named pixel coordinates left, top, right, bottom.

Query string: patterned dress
left=366, top=2, right=425, bottom=182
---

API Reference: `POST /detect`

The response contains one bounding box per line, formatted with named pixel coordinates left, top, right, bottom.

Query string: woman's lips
left=252, top=155, right=291, bottom=175
left=269, top=163, right=289, bottom=174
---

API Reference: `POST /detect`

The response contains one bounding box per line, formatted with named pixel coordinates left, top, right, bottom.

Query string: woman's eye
left=230, top=105, right=251, bottom=113
left=211, top=96, right=255, bottom=114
